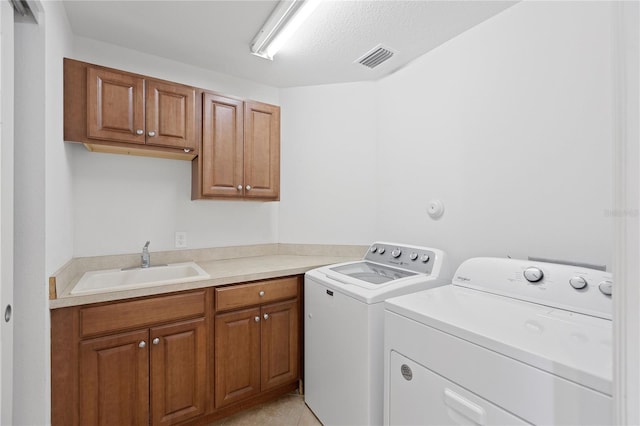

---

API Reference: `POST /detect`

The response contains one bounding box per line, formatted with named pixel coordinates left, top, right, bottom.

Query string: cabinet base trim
left=83, top=143, right=196, bottom=161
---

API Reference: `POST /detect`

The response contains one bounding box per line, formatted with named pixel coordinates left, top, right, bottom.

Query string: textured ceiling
left=62, top=1, right=517, bottom=88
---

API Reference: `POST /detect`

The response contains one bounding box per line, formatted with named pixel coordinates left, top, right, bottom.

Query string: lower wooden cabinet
left=51, top=277, right=302, bottom=426
left=79, top=329, right=150, bottom=425
left=79, top=319, right=206, bottom=425
left=214, top=288, right=300, bottom=409
left=150, top=318, right=207, bottom=425
left=52, top=289, right=211, bottom=426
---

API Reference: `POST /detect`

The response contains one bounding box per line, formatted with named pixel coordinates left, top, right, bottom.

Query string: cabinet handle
left=263, top=313, right=269, bottom=320
left=152, top=338, right=160, bottom=345
left=136, top=129, right=144, bottom=135
left=237, top=185, right=243, bottom=191
left=254, top=316, right=260, bottom=323
left=259, top=290, right=265, bottom=297
left=245, top=185, right=252, bottom=191
left=148, top=131, right=156, bottom=137
left=184, top=149, right=191, bottom=153
left=139, top=341, right=146, bottom=348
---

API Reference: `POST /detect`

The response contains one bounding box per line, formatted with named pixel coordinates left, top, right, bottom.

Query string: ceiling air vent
left=356, top=44, right=395, bottom=69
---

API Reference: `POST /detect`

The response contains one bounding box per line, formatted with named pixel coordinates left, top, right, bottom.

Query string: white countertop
left=49, top=244, right=366, bottom=309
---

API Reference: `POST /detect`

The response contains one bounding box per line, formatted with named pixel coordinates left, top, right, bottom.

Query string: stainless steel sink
left=71, top=262, right=210, bottom=295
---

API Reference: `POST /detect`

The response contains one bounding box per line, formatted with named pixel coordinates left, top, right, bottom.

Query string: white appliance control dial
left=370, top=246, right=378, bottom=253
left=523, top=267, right=544, bottom=283
left=569, top=276, right=587, bottom=290
left=599, top=280, right=613, bottom=296
left=378, top=247, right=386, bottom=254
left=392, top=248, right=402, bottom=258
left=420, top=254, right=430, bottom=263
left=409, top=252, right=418, bottom=261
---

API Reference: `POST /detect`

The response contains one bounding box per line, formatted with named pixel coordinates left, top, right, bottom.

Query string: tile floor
left=209, top=392, right=321, bottom=426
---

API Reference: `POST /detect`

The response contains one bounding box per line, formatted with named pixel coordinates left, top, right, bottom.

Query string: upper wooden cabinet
left=192, top=92, right=280, bottom=201
left=65, top=58, right=199, bottom=160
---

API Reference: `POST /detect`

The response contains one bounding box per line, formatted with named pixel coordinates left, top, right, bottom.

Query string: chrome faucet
left=141, top=241, right=150, bottom=268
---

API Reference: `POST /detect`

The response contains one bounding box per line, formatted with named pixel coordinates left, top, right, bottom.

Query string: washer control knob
left=370, top=246, right=378, bottom=253
left=599, top=280, right=613, bottom=296
left=420, top=254, right=430, bottom=263
left=569, top=276, right=588, bottom=290
left=378, top=247, right=386, bottom=254
left=409, top=252, right=418, bottom=261
left=523, top=267, right=544, bottom=283
left=392, top=248, right=402, bottom=258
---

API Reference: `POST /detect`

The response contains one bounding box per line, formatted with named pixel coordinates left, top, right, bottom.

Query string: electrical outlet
left=175, top=232, right=187, bottom=248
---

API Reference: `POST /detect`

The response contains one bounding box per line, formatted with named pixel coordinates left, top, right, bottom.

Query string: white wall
left=0, top=2, right=14, bottom=423
left=277, top=1, right=613, bottom=271
left=14, top=9, right=46, bottom=426
left=373, top=1, right=614, bottom=270
left=14, top=2, right=74, bottom=424
left=69, top=37, right=282, bottom=256
left=278, top=83, right=377, bottom=244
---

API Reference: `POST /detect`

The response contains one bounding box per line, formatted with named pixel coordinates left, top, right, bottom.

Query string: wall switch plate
left=175, top=232, right=187, bottom=248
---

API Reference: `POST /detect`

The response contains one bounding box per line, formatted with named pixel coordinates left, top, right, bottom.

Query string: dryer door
left=389, top=351, right=530, bottom=426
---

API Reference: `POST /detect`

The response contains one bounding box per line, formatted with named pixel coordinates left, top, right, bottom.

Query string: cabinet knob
left=237, top=185, right=243, bottom=191
left=259, top=290, right=265, bottom=297
left=184, top=149, right=191, bottom=153
left=254, top=316, right=260, bottom=323
left=263, top=313, right=269, bottom=320
left=139, top=341, right=146, bottom=348
left=152, top=337, right=160, bottom=345
left=246, top=185, right=252, bottom=191
left=147, top=131, right=156, bottom=137
left=136, top=129, right=144, bottom=135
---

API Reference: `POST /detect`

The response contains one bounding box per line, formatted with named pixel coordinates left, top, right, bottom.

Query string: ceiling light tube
left=250, top=0, right=321, bottom=60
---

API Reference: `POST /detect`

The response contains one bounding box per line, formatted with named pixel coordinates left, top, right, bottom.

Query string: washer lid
left=385, top=285, right=612, bottom=395
left=329, top=261, right=416, bottom=285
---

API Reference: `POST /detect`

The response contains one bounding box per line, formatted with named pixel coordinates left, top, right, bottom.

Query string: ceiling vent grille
left=356, top=45, right=395, bottom=69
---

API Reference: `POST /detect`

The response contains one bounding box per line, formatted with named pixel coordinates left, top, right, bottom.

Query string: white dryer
left=305, top=242, right=450, bottom=426
left=384, top=257, right=612, bottom=426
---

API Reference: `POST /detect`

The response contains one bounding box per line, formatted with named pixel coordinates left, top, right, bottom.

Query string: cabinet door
left=214, top=307, right=261, bottom=407
left=146, top=80, right=197, bottom=151
left=243, top=101, right=280, bottom=200
left=201, top=93, right=244, bottom=197
left=79, top=329, right=149, bottom=426
left=150, top=318, right=207, bottom=426
left=261, top=299, right=299, bottom=391
left=87, top=66, right=145, bottom=144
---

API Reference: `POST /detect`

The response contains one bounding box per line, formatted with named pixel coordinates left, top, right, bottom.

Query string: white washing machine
left=384, top=257, right=613, bottom=426
left=304, top=242, right=450, bottom=426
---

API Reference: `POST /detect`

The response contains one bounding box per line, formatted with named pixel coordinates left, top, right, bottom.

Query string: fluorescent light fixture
left=250, top=0, right=321, bottom=60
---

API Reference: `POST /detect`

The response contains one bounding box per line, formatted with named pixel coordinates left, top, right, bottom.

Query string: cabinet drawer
left=215, top=277, right=298, bottom=312
left=80, top=290, right=206, bottom=338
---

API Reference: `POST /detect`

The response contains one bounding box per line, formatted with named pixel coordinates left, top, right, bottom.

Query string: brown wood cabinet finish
left=214, top=307, right=262, bottom=408
left=87, top=67, right=145, bottom=145
left=151, top=318, right=207, bottom=425
left=199, top=93, right=244, bottom=197
left=193, top=94, right=280, bottom=201
left=51, top=278, right=302, bottom=426
left=243, top=101, right=280, bottom=200
left=146, top=79, right=197, bottom=152
left=65, top=58, right=199, bottom=160
left=52, top=289, right=212, bottom=426
left=79, top=329, right=150, bottom=426
left=260, top=299, right=299, bottom=391
left=213, top=277, right=300, bottom=410
left=215, top=276, right=298, bottom=312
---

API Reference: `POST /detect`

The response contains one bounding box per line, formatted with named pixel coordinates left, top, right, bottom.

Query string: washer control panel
left=365, top=242, right=439, bottom=275
left=453, top=257, right=613, bottom=319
